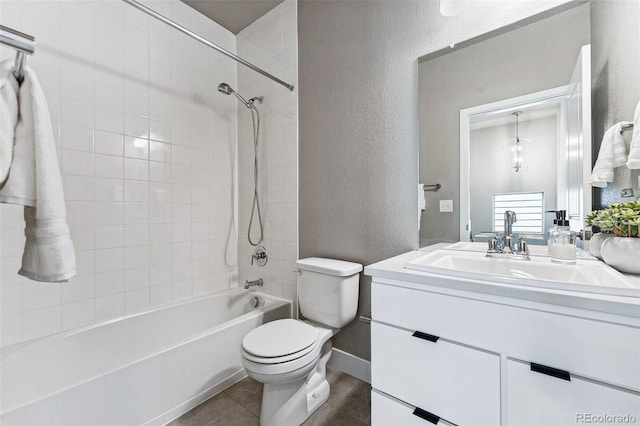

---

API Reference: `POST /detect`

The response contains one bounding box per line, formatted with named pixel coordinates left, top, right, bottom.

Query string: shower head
left=217, top=82, right=254, bottom=109
left=217, top=82, right=233, bottom=95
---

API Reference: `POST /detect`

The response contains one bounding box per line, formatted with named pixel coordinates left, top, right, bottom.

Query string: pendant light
left=504, top=111, right=531, bottom=173
left=513, top=111, right=523, bottom=172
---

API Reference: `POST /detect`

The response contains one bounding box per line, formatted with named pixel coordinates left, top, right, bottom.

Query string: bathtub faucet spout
left=245, top=278, right=264, bottom=289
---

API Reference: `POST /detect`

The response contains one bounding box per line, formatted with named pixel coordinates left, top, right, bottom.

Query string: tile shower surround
left=0, top=0, right=298, bottom=346
left=237, top=1, right=298, bottom=314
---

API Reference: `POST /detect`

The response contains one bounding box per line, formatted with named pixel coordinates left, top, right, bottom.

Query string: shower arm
left=233, top=92, right=254, bottom=110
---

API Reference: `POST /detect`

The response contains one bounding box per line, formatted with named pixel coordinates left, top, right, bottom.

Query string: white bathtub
left=1, top=290, right=291, bottom=425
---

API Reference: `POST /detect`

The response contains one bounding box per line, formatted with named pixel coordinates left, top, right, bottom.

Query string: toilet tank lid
left=296, top=257, right=362, bottom=276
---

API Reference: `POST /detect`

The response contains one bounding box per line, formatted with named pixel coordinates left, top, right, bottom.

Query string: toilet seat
left=242, top=319, right=319, bottom=364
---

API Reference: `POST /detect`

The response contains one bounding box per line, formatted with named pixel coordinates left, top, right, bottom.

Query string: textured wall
left=591, top=0, right=640, bottom=208
left=418, top=4, right=589, bottom=246
left=298, top=0, right=570, bottom=361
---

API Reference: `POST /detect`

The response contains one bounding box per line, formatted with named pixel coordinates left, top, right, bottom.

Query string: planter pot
left=589, top=232, right=615, bottom=260
left=600, top=237, right=640, bottom=275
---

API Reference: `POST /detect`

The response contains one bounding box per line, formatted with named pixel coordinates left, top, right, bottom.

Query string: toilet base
left=259, top=340, right=333, bottom=426
left=306, top=370, right=330, bottom=417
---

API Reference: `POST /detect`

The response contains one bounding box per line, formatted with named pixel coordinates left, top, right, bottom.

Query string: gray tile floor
left=169, top=367, right=371, bottom=426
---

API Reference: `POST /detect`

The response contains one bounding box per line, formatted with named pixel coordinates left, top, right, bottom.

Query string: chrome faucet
left=503, top=210, right=517, bottom=253
left=244, top=278, right=264, bottom=289
left=478, top=210, right=532, bottom=260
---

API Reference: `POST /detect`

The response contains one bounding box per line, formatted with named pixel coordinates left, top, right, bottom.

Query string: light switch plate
left=439, top=199, right=453, bottom=213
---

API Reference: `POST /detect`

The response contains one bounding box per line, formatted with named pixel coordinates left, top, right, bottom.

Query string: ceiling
left=181, top=0, right=285, bottom=35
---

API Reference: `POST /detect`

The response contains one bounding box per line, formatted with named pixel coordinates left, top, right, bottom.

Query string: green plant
left=586, top=201, right=640, bottom=237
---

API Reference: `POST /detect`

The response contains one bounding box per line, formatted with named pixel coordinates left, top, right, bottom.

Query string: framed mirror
left=418, top=2, right=592, bottom=247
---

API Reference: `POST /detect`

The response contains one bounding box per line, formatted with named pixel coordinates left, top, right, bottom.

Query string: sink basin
left=442, top=241, right=596, bottom=260
left=405, top=249, right=639, bottom=297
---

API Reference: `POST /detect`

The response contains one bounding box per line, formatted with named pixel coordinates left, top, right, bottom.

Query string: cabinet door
left=507, top=359, right=640, bottom=426
left=372, top=390, right=455, bottom=426
left=372, top=322, right=500, bottom=426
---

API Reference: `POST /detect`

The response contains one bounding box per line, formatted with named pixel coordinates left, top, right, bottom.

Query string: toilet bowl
left=240, top=257, right=362, bottom=426
left=241, top=319, right=335, bottom=426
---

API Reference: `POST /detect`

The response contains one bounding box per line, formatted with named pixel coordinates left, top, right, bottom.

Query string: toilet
left=240, top=257, right=362, bottom=426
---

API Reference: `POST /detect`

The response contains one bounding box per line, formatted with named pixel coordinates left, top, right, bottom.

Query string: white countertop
left=365, top=244, right=640, bottom=320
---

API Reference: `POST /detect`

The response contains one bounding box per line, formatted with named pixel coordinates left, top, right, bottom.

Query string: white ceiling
left=181, top=0, right=285, bottom=34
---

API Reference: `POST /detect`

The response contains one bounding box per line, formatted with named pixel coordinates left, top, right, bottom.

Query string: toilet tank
left=296, top=258, right=362, bottom=329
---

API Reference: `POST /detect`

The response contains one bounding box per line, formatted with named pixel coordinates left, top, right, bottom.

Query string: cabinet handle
left=412, top=331, right=440, bottom=342
left=531, top=362, right=571, bottom=381
left=413, top=407, right=440, bottom=424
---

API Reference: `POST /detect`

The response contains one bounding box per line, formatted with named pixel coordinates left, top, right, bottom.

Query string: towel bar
left=0, top=24, right=36, bottom=82
left=423, top=183, right=441, bottom=192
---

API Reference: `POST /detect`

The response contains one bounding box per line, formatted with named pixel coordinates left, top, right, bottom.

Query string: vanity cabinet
left=507, top=359, right=640, bottom=426
left=369, top=273, right=640, bottom=426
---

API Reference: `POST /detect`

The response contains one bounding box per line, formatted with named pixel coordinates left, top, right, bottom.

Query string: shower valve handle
left=251, top=246, right=268, bottom=267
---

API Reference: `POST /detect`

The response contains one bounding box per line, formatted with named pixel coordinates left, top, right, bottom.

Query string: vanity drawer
left=371, top=322, right=500, bottom=426
left=372, top=281, right=640, bottom=391
left=372, top=389, right=456, bottom=426
left=507, top=359, right=640, bottom=426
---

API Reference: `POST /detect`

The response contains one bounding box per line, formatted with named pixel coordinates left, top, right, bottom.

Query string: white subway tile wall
left=237, top=0, right=299, bottom=314
left=0, top=0, right=246, bottom=346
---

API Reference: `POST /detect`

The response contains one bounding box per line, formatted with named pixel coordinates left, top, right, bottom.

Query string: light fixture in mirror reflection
left=503, top=111, right=531, bottom=173
left=512, top=140, right=523, bottom=172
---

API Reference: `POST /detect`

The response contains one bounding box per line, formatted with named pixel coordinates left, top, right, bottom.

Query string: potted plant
left=586, top=201, right=640, bottom=273
left=585, top=208, right=616, bottom=259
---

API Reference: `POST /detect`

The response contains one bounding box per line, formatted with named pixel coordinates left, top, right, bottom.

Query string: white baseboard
left=328, top=348, right=371, bottom=384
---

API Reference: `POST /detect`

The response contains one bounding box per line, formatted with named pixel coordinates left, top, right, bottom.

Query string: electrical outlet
left=439, top=199, right=453, bottom=213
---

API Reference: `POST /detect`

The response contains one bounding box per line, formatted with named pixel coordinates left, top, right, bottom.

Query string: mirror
left=418, top=2, right=593, bottom=247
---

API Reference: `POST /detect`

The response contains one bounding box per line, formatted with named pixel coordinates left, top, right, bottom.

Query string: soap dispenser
left=549, top=211, right=577, bottom=264
left=545, top=210, right=562, bottom=253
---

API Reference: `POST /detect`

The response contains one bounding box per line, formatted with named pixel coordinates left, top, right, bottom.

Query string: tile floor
left=169, top=367, right=371, bottom=426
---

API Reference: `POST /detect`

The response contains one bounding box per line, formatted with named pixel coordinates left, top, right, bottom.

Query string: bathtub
left=1, top=290, right=291, bottom=425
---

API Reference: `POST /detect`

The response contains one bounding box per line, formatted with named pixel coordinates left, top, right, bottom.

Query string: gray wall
left=591, top=1, right=640, bottom=208
left=298, top=0, right=572, bottom=361
left=419, top=4, right=590, bottom=246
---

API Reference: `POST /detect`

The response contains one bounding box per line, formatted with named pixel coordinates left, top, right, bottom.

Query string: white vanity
left=365, top=244, right=640, bottom=426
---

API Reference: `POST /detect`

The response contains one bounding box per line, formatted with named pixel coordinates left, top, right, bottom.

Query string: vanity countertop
left=365, top=246, right=640, bottom=320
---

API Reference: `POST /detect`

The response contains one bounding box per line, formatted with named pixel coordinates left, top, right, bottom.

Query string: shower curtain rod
left=121, top=0, right=294, bottom=92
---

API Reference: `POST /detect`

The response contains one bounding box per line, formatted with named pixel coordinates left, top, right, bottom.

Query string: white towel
left=0, top=65, right=19, bottom=184
left=625, top=100, right=640, bottom=169
left=589, top=121, right=632, bottom=188
left=0, top=61, right=76, bottom=282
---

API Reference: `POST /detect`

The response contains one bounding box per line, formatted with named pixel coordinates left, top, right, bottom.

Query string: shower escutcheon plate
left=252, top=246, right=268, bottom=267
